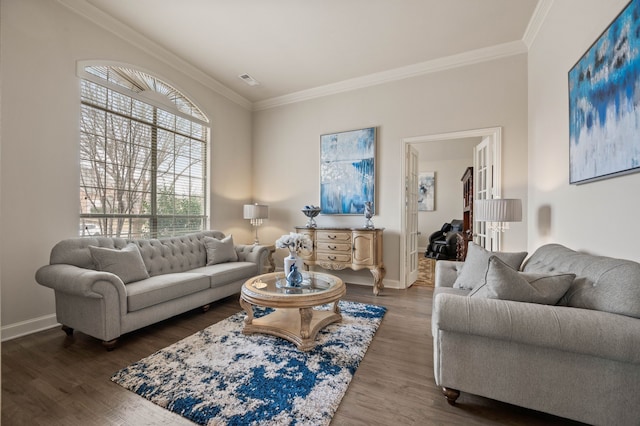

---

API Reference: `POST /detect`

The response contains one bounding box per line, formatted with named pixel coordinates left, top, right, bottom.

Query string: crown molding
left=522, top=0, right=554, bottom=49
left=57, top=0, right=252, bottom=110
left=253, top=40, right=528, bottom=111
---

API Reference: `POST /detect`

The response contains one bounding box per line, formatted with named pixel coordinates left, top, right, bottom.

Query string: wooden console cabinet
left=295, top=227, right=385, bottom=295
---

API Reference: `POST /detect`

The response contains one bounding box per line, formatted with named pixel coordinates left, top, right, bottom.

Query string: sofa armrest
left=235, top=244, right=270, bottom=273
left=433, top=293, right=640, bottom=364
left=36, top=264, right=127, bottom=315
left=434, top=260, right=462, bottom=288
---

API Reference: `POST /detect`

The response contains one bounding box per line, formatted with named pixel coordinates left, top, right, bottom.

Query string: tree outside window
left=78, top=64, right=209, bottom=239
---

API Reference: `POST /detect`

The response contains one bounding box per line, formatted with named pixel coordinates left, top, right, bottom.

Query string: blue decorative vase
left=286, top=264, right=303, bottom=287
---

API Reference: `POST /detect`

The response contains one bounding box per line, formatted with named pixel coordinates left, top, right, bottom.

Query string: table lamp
left=243, top=203, right=269, bottom=244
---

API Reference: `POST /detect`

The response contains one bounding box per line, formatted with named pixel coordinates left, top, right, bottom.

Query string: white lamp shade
left=474, top=199, right=522, bottom=222
left=243, top=204, right=269, bottom=220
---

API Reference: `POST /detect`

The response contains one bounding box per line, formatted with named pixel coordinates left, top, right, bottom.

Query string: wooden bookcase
left=458, top=167, right=474, bottom=260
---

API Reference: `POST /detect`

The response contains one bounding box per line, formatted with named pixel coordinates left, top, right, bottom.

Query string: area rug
left=111, top=301, right=386, bottom=426
left=414, top=256, right=435, bottom=287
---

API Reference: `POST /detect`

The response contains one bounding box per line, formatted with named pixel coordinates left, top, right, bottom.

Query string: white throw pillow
left=89, top=243, right=150, bottom=284
left=204, top=235, right=238, bottom=265
left=453, top=242, right=527, bottom=290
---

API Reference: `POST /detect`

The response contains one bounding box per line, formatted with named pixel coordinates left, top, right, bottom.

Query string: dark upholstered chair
left=425, top=220, right=463, bottom=260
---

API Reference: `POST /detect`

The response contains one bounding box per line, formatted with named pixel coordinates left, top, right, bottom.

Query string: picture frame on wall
left=320, top=127, right=376, bottom=215
left=568, top=0, right=640, bottom=184
left=418, top=172, right=435, bottom=211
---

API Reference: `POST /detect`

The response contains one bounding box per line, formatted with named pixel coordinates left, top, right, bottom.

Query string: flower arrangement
left=275, top=232, right=313, bottom=256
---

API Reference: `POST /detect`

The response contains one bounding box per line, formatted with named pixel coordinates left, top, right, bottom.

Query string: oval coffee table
left=239, top=271, right=346, bottom=351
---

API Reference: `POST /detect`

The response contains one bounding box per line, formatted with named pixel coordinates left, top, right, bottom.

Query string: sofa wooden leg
left=62, top=325, right=74, bottom=336
left=442, top=387, right=460, bottom=405
left=202, top=304, right=211, bottom=313
left=102, top=339, right=118, bottom=351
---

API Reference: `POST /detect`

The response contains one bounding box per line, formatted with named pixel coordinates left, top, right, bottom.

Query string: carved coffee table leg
left=333, top=300, right=341, bottom=314
left=442, top=387, right=460, bottom=405
left=239, top=297, right=254, bottom=325
left=299, top=307, right=313, bottom=339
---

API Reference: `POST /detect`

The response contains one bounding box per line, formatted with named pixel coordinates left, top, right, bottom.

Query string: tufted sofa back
left=522, top=243, right=640, bottom=319
left=49, top=231, right=227, bottom=277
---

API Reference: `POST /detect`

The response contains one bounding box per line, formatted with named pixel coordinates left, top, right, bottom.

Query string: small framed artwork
left=568, top=0, right=640, bottom=184
left=418, top=172, right=435, bottom=211
left=320, top=127, right=376, bottom=215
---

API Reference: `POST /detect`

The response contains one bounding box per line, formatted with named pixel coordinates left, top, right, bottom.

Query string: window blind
left=79, top=65, right=209, bottom=239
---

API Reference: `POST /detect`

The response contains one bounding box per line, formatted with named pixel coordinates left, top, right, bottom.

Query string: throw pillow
left=204, top=234, right=238, bottom=265
left=470, top=255, right=575, bottom=304
left=453, top=242, right=527, bottom=290
left=89, top=243, right=150, bottom=284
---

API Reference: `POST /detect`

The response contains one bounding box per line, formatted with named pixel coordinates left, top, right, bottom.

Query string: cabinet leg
left=370, top=265, right=386, bottom=295
left=62, top=325, right=74, bottom=337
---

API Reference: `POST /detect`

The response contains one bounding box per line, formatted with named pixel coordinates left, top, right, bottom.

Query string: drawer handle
left=328, top=235, right=337, bottom=239
left=329, top=255, right=337, bottom=261
left=329, top=245, right=336, bottom=250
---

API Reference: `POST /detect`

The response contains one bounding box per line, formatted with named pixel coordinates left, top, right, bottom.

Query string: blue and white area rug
left=111, top=301, right=386, bottom=426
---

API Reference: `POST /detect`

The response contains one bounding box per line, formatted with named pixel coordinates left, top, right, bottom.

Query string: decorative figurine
left=286, top=264, right=303, bottom=287
left=364, top=201, right=374, bottom=229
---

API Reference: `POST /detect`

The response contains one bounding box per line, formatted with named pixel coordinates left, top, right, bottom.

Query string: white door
left=405, top=144, right=419, bottom=285
left=473, top=136, right=500, bottom=251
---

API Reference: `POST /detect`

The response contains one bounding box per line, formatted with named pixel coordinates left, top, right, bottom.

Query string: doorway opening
left=400, top=127, right=502, bottom=288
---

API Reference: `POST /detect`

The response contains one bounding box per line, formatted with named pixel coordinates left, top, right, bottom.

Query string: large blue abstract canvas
left=320, top=127, right=375, bottom=214
left=569, top=0, right=640, bottom=184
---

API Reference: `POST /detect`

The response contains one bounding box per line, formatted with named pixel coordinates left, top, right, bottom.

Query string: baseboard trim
left=1, top=314, right=60, bottom=342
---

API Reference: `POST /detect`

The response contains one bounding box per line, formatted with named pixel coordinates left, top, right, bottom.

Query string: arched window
left=78, top=62, right=209, bottom=238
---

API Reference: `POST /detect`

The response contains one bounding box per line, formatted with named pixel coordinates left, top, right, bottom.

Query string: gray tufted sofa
left=36, top=231, right=270, bottom=349
left=432, top=243, right=640, bottom=425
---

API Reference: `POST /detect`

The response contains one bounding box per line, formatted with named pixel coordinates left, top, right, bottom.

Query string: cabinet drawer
left=317, top=231, right=351, bottom=242
left=316, top=241, right=351, bottom=253
left=317, top=252, right=351, bottom=263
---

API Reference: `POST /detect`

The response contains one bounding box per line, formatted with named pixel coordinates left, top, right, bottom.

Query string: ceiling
left=76, top=0, right=542, bottom=108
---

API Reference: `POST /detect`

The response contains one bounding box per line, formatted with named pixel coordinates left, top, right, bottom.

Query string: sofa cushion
left=470, top=255, right=575, bottom=305
left=126, top=273, right=210, bottom=312
left=190, top=261, right=258, bottom=288
left=453, top=242, right=527, bottom=290
left=89, top=243, right=150, bottom=284
left=204, top=235, right=238, bottom=265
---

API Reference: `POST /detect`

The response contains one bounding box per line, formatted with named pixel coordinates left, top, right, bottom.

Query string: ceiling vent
left=238, top=73, right=260, bottom=87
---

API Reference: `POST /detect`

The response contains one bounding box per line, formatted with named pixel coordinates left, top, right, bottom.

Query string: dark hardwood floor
left=2, top=284, right=583, bottom=425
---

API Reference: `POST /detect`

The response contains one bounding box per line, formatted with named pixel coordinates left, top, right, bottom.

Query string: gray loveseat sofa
left=36, top=231, right=270, bottom=349
left=432, top=243, right=640, bottom=426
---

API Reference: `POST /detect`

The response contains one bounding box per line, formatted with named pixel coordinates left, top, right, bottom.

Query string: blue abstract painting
left=320, top=127, right=375, bottom=214
left=569, top=0, right=640, bottom=184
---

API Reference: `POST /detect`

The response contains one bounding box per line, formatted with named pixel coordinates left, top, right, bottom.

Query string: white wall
left=0, top=0, right=254, bottom=338
left=253, top=54, right=529, bottom=288
left=528, top=0, right=640, bottom=260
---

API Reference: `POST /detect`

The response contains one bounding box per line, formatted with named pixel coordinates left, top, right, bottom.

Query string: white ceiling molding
left=522, top=0, right=554, bottom=49
left=253, top=40, right=528, bottom=111
left=57, top=0, right=253, bottom=110
left=59, top=0, right=550, bottom=112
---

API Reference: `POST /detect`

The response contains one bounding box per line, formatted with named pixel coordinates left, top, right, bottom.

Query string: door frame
left=400, top=127, right=502, bottom=289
